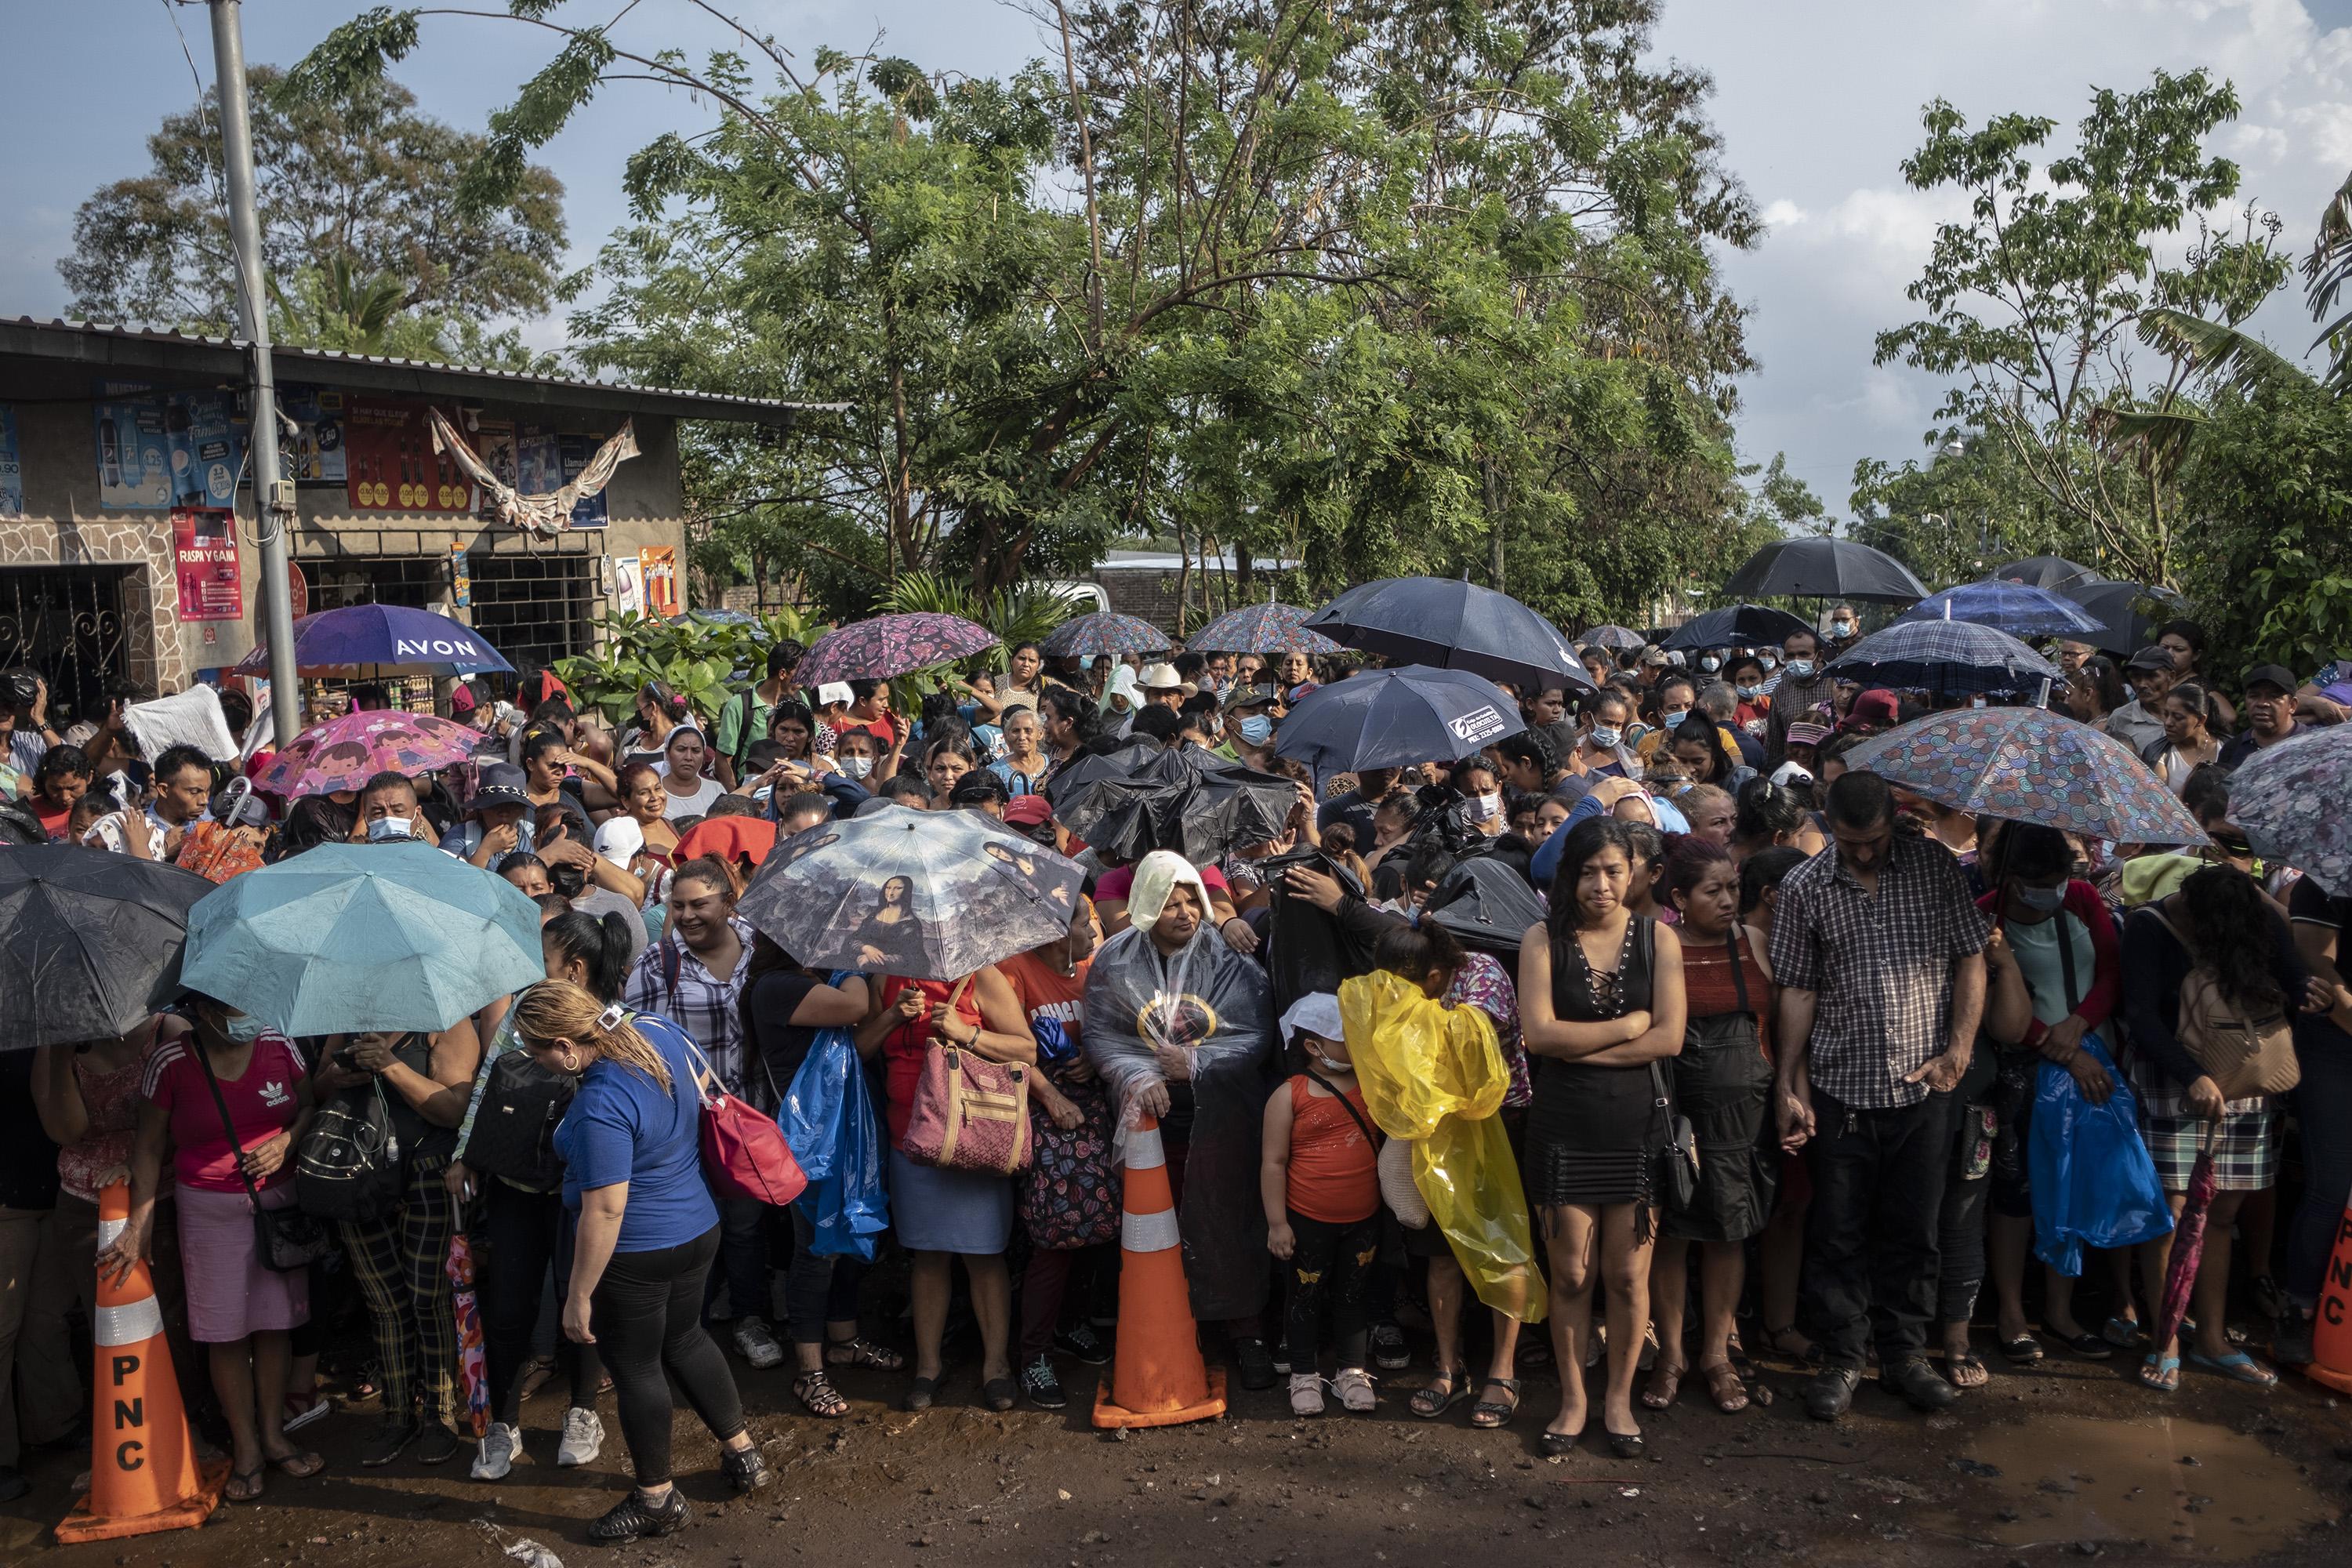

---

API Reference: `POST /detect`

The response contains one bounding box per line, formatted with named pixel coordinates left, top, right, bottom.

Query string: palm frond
left=2308, top=169, right=2352, bottom=397
left=2136, top=307, right=2304, bottom=398
left=2090, top=403, right=2206, bottom=473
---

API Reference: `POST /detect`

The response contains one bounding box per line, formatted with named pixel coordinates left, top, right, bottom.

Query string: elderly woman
left=1084, top=851, right=1283, bottom=1388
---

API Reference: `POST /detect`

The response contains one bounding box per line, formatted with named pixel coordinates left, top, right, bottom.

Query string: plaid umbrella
left=1186, top=601, right=1341, bottom=655
left=2156, top=1123, right=2223, bottom=1352
left=738, top=803, right=1084, bottom=980
left=1898, top=582, right=2103, bottom=637
left=1824, top=619, right=2060, bottom=699
left=1041, top=610, right=1171, bottom=659
left=2228, top=723, right=2352, bottom=893
left=446, top=1232, right=488, bottom=1437
left=794, top=612, right=998, bottom=685
left=1845, top=709, right=2207, bottom=846
left=1576, top=624, right=1648, bottom=652
left=252, top=710, right=483, bottom=798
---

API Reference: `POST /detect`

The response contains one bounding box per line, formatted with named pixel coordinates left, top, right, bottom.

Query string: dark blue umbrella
left=1897, top=582, right=2102, bottom=637
left=1722, top=537, right=1928, bottom=602
left=1824, top=619, right=2061, bottom=700
left=2062, top=580, right=2184, bottom=657
left=1305, top=577, right=1591, bottom=694
left=1576, top=624, right=1648, bottom=652
left=1273, top=666, right=1525, bottom=772
left=1659, top=603, right=1812, bottom=652
left=0, top=848, right=216, bottom=1049
left=1989, top=556, right=2103, bottom=592
left=232, top=604, right=516, bottom=678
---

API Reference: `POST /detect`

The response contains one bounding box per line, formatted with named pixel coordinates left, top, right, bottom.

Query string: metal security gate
left=0, top=566, right=132, bottom=728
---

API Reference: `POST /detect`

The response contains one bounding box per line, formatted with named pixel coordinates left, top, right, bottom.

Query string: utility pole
left=207, top=0, right=300, bottom=745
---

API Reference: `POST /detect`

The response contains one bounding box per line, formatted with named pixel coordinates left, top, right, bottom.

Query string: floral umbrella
left=2228, top=723, right=2352, bottom=893
left=446, top=1232, right=489, bottom=1437
left=252, top=710, right=482, bottom=799
left=1185, top=601, right=1341, bottom=655
left=1843, top=708, right=2206, bottom=846
left=1040, top=610, right=1171, bottom=659
left=793, top=612, right=998, bottom=686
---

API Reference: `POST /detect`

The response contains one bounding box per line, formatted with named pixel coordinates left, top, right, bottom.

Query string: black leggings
left=592, top=1226, right=745, bottom=1486
left=484, top=1181, right=601, bottom=1423
left=1283, top=1210, right=1380, bottom=1372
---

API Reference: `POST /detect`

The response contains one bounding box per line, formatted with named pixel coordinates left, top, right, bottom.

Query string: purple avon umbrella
left=234, top=604, right=515, bottom=678
left=794, top=613, right=997, bottom=685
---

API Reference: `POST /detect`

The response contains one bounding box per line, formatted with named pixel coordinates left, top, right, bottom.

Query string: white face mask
left=840, top=754, right=873, bottom=779
left=1699, top=655, right=1720, bottom=673
left=1312, top=1052, right=1352, bottom=1076
left=1468, top=790, right=1501, bottom=822
left=366, top=815, right=414, bottom=842
left=1784, top=659, right=1816, bottom=679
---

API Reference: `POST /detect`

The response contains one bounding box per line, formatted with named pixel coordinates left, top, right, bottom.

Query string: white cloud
left=1760, top=198, right=1809, bottom=231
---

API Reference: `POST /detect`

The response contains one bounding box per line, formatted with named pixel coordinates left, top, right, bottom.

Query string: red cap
left=1843, top=688, right=1902, bottom=731
left=1002, top=794, right=1055, bottom=828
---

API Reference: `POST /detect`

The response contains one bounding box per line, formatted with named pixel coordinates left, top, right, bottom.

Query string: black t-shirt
left=745, top=968, right=826, bottom=1095
left=2289, top=873, right=2352, bottom=942
left=1317, top=789, right=1377, bottom=849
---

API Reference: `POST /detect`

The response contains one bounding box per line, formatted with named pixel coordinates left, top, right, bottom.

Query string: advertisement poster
left=343, top=397, right=475, bottom=514
left=0, top=405, right=21, bottom=517
left=639, top=546, right=680, bottom=618
left=280, top=385, right=348, bottom=484
left=450, top=543, right=472, bottom=609
left=173, top=508, right=242, bottom=621
left=471, top=419, right=518, bottom=489
left=171, top=389, right=246, bottom=510
left=516, top=425, right=610, bottom=528
left=610, top=552, right=644, bottom=616
left=94, top=387, right=176, bottom=510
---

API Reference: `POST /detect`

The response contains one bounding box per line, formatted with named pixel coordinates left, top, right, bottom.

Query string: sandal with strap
left=826, top=1335, right=906, bottom=1372
left=793, top=1369, right=851, bottom=1418
left=2138, top=1353, right=2181, bottom=1392
left=1641, top=1360, right=1684, bottom=1410
left=1764, top=1323, right=1822, bottom=1365
left=224, top=1465, right=265, bottom=1503
left=1699, top=1359, right=1750, bottom=1414
left=1409, top=1371, right=1468, bottom=1421
left=1468, top=1376, right=1521, bottom=1429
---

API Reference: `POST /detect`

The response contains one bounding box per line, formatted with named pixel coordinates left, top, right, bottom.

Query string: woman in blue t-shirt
left=514, top=981, right=770, bottom=1541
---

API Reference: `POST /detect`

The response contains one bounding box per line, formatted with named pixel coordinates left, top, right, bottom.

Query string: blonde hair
left=513, top=978, right=673, bottom=1094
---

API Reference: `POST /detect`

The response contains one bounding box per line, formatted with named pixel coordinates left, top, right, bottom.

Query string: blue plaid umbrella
left=1826, top=619, right=2060, bottom=699
left=1186, top=601, right=1342, bottom=655
left=1898, top=582, right=2102, bottom=637
left=1576, top=624, right=1648, bottom=652
left=1040, top=610, right=1171, bottom=659
left=1845, top=709, right=2205, bottom=845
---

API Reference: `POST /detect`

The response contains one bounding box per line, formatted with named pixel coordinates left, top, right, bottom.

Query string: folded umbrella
left=1824, top=619, right=2060, bottom=700
left=1659, top=604, right=1813, bottom=652
left=1846, top=708, right=2205, bottom=847
left=446, top=1233, right=489, bottom=1438
left=739, top=803, right=1083, bottom=980
left=1722, top=536, right=1928, bottom=602
left=1898, top=582, right=2103, bottom=638
left=2062, top=580, right=2183, bottom=657
left=1305, top=577, right=1592, bottom=694
left=234, top=604, right=515, bottom=678
left=793, top=612, right=997, bottom=686
left=1040, top=611, right=1171, bottom=659
left=2227, top=724, right=2352, bottom=893
left=181, top=842, right=544, bottom=1036
left=0, top=848, right=216, bottom=1050
left=1989, top=555, right=2104, bottom=592
left=253, top=710, right=484, bottom=799
left=1575, top=624, right=1649, bottom=652
left=2156, top=1123, right=2223, bottom=1354
left=1274, top=666, right=1524, bottom=774
left=1185, top=601, right=1343, bottom=655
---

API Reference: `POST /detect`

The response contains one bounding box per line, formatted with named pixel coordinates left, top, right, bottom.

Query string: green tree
left=1848, top=428, right=2089, bottom=587
left=1873, top=69, right=2289, bottom=586
left=60, top=67, right=566, bottom=339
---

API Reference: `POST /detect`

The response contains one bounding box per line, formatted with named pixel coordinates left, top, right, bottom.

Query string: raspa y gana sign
left=173, top=509, right=241, bottom=621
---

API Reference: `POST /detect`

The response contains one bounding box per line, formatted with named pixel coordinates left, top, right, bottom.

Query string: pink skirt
left=176, top=1182, right=311, bottom=1343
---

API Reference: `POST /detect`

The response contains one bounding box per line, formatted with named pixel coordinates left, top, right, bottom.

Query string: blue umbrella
left=1898, top=582, right=2102, bottom=637
left=1824, top=619, right=2060, bottom=700
left=1274, top=666, right=1525, bottom=772
left=1989, top=556, right=2103, bottom=592
left=182, top=843, right=543, bottom=1036
left=233, top=604, right=516, bottom=678
left=1305, top=577, right=1591, bottom=694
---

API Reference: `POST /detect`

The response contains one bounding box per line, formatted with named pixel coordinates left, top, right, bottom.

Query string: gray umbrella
left=0, top=847, right=217, bottom=1049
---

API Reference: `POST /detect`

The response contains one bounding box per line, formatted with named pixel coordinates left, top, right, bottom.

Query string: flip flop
left=224, top=1465, right=266, bottom=1502
left=268, top=1450, right=325, bottom=1479
left=2185, top=1349, right=2278, bottom=1388
left=2137, top=1354, right=2181, bottom=1392
left=1942, top=1350, right=1991, bottom=1388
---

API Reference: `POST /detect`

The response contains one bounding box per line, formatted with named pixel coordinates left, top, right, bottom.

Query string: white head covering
left=1126, top=848, right=1210, bottom=927
left=1102, top=665, right=1142, bottom=713
left=815, top=681, right=853, bottom=709
left=1279, top=991, right=1343, bottom=1045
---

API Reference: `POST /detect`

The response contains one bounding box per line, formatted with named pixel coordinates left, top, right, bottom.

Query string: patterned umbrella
left=1576, top=624, right=1648, bottom=652
left=1898, top=582, right=2103, bottom=637
left=1842, top=708, right=2206, bottom=845
left=1824, top=619, right=2061, bottom=700
left=794, top=612, right=998, bottom=685
left=2156, top=1124, right=2222, bottom=1354
left=1185, top=601, right=1341, bottom=655
left=1040, top=610, right=1172, bottom=659
left=252, top=709, right=482, bottom=799
left=738, top=803, right=1084, bottom=980
left=2227, top=723, right=2352, bottom=893
left=446, top=1232, right=489, bottom=1438
left=233, top=604, right=515, bottom=677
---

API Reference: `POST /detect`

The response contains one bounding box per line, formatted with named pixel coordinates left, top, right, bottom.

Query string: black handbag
left=459, top=1047, right=575, bottom=1192
left=1642, top=921, right=1701, bottom=1211
left=192, top=1043, right=332, bottom=1273
left=296, top=1052, right=408, bottom=1225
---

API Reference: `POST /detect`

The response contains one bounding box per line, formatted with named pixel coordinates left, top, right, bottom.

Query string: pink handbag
left=899, top=978, right=1034, bottom=1176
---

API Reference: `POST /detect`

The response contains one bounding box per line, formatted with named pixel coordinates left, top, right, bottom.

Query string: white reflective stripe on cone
left=96, top=1294, right=164, bottom=1348
left=98, top=1217, right=126, bottom=1250
left=1122, top=1207, right=1181, bottom=1254
left=1125, top=1125, right=1166, bottom=1171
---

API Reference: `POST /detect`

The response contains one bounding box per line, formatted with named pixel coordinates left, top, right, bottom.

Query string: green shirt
left=714, top=685, right=778, bottom=767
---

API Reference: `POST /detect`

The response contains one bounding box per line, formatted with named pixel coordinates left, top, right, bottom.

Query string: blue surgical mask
left=366, top=815, right=413, bottom=842
left=1759, top=655, right=1778, bottom=672
left=1736, top=682, right=1762, bottom=699
left=1785, top=659, right=1816, bottom=679
left=1589, top=725, right=1622, bottom=750
left=222, top=1009, right=269, bottom=1043
left=1238, top=713, right=1274, bottom=745
left=2014, top=883, right=2065, bottom=913
left=1699, top=655, right=1721, bottom=673
left=1831, top=620, right=1855, bottom=637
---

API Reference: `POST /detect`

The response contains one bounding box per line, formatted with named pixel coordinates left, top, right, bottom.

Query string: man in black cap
left=455, top=761, right=536, bottom=871
left=2221, top=665, right=2303, bottom=768
left=2103, top=646, right=2175, bottom=757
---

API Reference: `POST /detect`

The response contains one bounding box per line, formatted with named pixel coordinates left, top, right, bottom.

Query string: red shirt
left=1284, top=1075, right=1377, bottom=1224
left=142, top=1033, right=307, bottom=1192
left=875, top=976, right=980, bottom=1143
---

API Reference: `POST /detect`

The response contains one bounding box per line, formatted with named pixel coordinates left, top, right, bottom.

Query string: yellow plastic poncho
left=1339, top=970, right=1546, bottom=1323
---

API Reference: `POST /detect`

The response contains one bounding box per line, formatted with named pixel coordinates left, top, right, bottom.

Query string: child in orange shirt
left=1261, top=992, right=1381, bottom=1416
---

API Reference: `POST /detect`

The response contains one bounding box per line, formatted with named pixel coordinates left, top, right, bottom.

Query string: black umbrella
left=0, top=846, right=217, bottom=1049
left=1722, top=537, right=1929, bottom=602
left=1988, top=555, right=2103, bottom=592
left=1425, top=855, right=1548, bottom=956
left=1305, top=577, right=1593, bottom=694
left=1274, top=666, right=1525, bottom=773
left=1040, top=736, right=1164, bottom=809
left=1060, top=748, right=1300, bottom=863
left=1824, top=619, right=2060, bottom=700
left=1576, top=624, right=1649, bottom=652
left=2062, top=580, right=2184, bottom=657
left=1659, top=603, right=1813, bottom=652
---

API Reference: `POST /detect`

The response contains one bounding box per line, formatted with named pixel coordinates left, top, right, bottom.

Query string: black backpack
left=460, top=1050, right=576, bottom=1192
left=296, top=1075, right=405, bottom=1223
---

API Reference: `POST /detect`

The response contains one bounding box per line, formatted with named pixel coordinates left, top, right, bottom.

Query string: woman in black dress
left=1518, top=818, right=1686, bottom=1459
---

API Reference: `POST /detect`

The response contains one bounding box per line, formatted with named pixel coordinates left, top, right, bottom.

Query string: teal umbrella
left=182, top=843, right=543, bottom=1036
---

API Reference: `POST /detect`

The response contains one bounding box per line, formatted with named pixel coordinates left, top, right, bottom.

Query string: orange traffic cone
left=1092, top=1112, right=1227, bottom=1428
left=2303, top=1194, right=2352, bottom=1396
left=55, top=1183, right=227, bottom=1544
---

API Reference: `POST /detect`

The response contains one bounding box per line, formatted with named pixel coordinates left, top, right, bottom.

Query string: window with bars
left=299, top=552, right=594, bottom=671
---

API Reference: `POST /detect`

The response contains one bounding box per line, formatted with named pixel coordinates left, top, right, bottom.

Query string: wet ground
left=9, top=1332, right=2348, bottom=1567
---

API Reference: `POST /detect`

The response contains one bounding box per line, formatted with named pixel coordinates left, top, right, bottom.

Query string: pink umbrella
left=446, top=1232, right=488, bottom=1438
left=2155, top=1123, right=2222, bottom=1352
left=252, top=710, right=484, bottom=799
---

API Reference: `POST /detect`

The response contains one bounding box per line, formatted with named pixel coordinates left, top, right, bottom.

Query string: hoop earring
left=559, top=1051, right=582, bottom=1073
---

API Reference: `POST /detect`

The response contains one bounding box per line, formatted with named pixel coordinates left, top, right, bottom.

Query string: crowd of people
left=1, top=602, right=2347, bottom=1539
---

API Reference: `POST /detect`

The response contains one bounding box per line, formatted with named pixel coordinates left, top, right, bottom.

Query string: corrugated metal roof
left=1, top=316, right=847, bottom=428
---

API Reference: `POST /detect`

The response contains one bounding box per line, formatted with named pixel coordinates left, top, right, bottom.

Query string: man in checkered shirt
left=1769, top=769, right=1989, bottom=1421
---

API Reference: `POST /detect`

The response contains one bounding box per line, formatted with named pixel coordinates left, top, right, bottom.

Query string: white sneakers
left=734, top=1316, right=786, bottom=1370
left=1289, top=1373, right=1326, bottom=1416
left=558, top=1406, right=604, bottom=1468
left=471, top=1421, right=517, bottom=1481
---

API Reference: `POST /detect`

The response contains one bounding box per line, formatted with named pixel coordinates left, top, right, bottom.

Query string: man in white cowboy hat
left=1140, top=662, right=1185, bottom=709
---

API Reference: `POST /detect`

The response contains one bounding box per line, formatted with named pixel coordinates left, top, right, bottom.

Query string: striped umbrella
left=793, top=612, right=997, bottom=685
left=1824, top=619, right=2060, bottom=700
left=1041, top=610, right=1171, bottom=659
left=1185, top=601, right=1341, bottom=655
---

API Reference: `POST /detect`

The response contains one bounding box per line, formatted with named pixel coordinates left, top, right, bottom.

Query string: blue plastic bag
left=778, top=1024, right=890, bottom=1261
left=2027, top=1033, right=2172, bottom=1276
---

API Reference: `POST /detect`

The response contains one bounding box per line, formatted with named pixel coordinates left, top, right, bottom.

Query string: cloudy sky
left=7, top=0, right=2348, bottom=522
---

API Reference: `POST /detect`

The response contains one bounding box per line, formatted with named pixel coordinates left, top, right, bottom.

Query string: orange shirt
left=1284, top=1075, right=1378, bottom=1224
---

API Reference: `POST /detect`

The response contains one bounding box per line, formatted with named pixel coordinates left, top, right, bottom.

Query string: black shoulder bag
left=192, top=1044, right=333, bottom=1272
left=1642, top=919, right=1700, bottom=1211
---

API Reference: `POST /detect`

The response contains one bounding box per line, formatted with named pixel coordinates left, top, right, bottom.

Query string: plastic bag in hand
left=779, top=1027, right=891, bottom=1261
left=2028, top=1033, right=2172, bottom=1276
